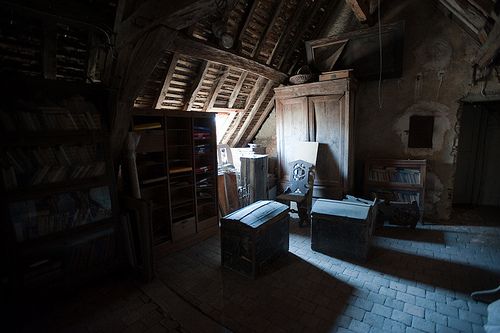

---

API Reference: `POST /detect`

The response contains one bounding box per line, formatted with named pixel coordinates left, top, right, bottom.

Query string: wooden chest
left=311, top=199, right=375, bottom=261
left=221, top=200, right=289, bottom=278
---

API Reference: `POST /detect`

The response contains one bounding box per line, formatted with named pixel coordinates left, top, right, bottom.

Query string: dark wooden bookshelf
left=364, top=159, right=427, bottom=217
left=131, top=109, right=218, bottom=256
left=1, top=79, right=120, bottom=293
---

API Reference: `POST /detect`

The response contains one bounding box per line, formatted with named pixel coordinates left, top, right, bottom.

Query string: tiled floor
left=16, top=207, right=500, bottom=332
left=154, top=208, right=500, bottom=333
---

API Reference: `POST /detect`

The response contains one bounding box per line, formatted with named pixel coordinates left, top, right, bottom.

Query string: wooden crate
left=311, top=199, right=375, bottom=261
left=221, top=200, right=289, bottom=278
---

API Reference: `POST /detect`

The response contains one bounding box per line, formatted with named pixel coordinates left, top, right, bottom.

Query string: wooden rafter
left=155, top=53, right=180, bottom=109
left=42, top=20, right=57, bottom=80
left=243, top=94, right=275, bottom=146
left=205, top=67, right=231, bottom=110
left=277, top=0, right=324, bottom=69
left=228, top=71, right=248, bottom=108
left=232, top=79, right=273, bottom=146
left=253, top=0, right=286, bottom=58
left=346, top=0, right=371, bottom=23
left=111, top=27, right=179, bottom=157
left=116, top=0, right=238, bottom=48
left=167, top=33, right=288, bottom=82
left=267, top=0, right=307, bottom=65
left=184, top=60, right=209, bottom=110
left=223, top=76, right=265, bottom=144
left=475, top=19, right=500, bottom=68
left=236, top=0, right=259, bottom=52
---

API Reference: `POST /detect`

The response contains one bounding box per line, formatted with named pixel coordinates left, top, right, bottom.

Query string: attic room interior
left=1, top=0, right=500, bottom=332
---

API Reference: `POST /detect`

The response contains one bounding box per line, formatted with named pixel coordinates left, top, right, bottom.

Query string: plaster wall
left=254, top=0, right=500, bottom=219
left=353, top=0, right=500, bottom=219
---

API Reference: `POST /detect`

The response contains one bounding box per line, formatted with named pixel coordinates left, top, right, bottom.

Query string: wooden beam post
left=110, top=27, right=178, bottom=158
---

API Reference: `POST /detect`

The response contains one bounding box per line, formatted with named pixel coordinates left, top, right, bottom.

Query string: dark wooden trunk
left=311, top=199, right=375, bottom=261
left=221, top=200, right=289, bottom=278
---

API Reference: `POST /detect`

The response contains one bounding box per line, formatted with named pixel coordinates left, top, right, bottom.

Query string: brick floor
left=15, top=206, right=500, bottom=333
left=153, top=207, right=500, bottom=333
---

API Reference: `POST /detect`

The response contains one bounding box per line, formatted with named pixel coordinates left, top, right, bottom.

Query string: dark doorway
left=453, top=101, right=500, bottom=207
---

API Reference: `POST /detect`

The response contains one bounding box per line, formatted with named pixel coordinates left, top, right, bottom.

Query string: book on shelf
left=133, top=123, right=162, bottom=131
left=0, top=109, right=102, bottom=132
left=9, top=186, right=113, bottom=242
left=368, top=167, right=421, bottom=184
left=1, top=145, right=106, bottom=189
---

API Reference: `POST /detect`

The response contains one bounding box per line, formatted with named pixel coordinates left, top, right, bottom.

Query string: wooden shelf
left=2, top=130, right=107, bottom=146
left=19, top=218, right=114, bottom=251
left=365, top=181, right=423, bottom=191
left=5, top=176, right=110, bottom=201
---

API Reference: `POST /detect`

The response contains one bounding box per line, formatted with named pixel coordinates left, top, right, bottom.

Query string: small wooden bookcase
left=364, top=159, right=427, bottom=217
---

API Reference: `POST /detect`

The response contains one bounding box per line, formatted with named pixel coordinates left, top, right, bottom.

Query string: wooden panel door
left=276, top=97, right=310, bottom=182
left=309, top=94, right=348, bottom=198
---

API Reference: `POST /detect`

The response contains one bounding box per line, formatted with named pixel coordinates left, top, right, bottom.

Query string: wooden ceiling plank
left=277, top=0, right=324, bottom=70
left=253, top=0, right=286, bottom=58
left=228, top=71, right=248, bottom=107
left=185, top=60, right=210, bottom=110
left=167, top=33, right=288, bottom=82
left=154, top=53, right=181, bottom=109
left=243, top=94, right=275, bottom=146
left=232, top=79, right=273, bottom=146
left=116, top=0, right=238, bottom=48
left=267, top=0, right=307, bottom=65
left=205, top=67, right=231, bottom=110
left=225, top=76, right=266, bottom=146
left=236, top=0, right=259, bottom=51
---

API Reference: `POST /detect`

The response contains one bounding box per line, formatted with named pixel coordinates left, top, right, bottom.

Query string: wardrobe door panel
left=276, top=97, right=309, bottom=182
left=309, top=94, right=346, bottom=198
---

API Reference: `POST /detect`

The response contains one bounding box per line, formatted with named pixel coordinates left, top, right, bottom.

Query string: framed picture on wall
left=305, top=21, right=405, bottom=80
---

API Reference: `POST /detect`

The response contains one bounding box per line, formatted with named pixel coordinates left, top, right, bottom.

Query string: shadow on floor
left=374, top=225, right=446, bottom=244
left=447, top=205, right=500, bottom=226
left=157, top=251, right=353, bottom=333
left=351, top=246, right=500, bottom=294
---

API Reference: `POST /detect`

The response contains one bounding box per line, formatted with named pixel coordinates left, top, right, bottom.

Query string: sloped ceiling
left=132, top=0, right=499, bottom=147
left=133, top=0, right=338, bottom=147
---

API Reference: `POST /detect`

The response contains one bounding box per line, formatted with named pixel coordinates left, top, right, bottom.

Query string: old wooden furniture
left=274, top=78, right=356, bottom=199
left=311, top=199, right=375, bottom=261
left=132, top=110, right=218, bottom=256
left=276, top=160, right=315, bottom=227
left=221, top=200, right=289, bottom=278
left=364, top=159, right=427, bottom=223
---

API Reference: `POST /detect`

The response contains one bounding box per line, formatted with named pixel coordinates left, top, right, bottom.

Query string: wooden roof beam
left=243, top=94, right=275, bottom=146
left=155, top=53, right=180, bottom=109
left=184, top=60, right=209, bottom=110
left=222, top=76, right=265, bottom=145
left=236, top=0, right=259, bottom=52
left=475, top=19, right=500, bottom=68
left=167, top=33, right=288, bottom=82
left=268, top=0, right=307, bottom=65
left=228, top=71, right=248, bottom=108
left=252, top=0, right=286, bottom=58
left=346, top=0, right=372, bottom=24
left=116, top=0, right=238, bottom=48
left=205, top=67, right=231, bottom=110
left=232, top=79, right=273, bottom=147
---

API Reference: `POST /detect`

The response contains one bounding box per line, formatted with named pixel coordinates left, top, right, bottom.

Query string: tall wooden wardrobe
left=274, top=78, right=356, bottom=198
